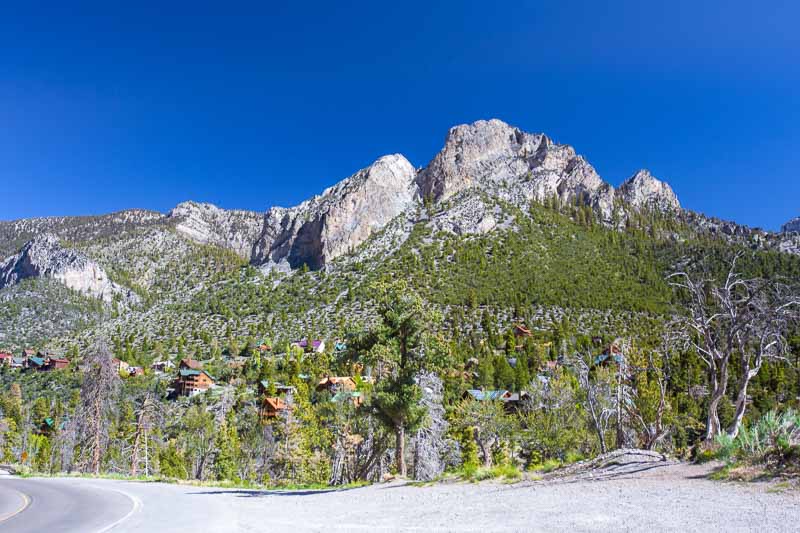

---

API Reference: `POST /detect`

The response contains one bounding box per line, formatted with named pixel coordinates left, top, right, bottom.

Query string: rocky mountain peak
left=618, top=170, right=681, bottom=212
left=417, top=119, right=615, bottom=220
left=252, top=154, right=417, bottom=271
left=782, top=217, right=800, bottom=234
left=0, top=233, right=138, bottom=303
left=167, top=201, right=263, bottom=259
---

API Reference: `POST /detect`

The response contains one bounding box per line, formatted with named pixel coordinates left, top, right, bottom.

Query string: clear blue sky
left=2, top=1, right=798, bottom=230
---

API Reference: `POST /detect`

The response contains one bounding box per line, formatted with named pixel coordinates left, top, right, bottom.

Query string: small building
left=513, top=324, right=533, bottom=339
left=258, top=380, right=296, bottom=396
left=292, top=339, right=326, bottom=354
left=317, top=376, right=357, bottom=394
left=10, top=357, right=26, bottom=369
left=0, top=352, right=12, bottom=366
left=151, top=360, right=175, bottom=373
left=113, top=358, right=130, bottom=374
left=260, top=396, right=290, bottom=419
left=22, top=349, right=36, bottom=358
left=463, top=389, right=512, bottom=402
left=27, top=356, right=47, bottom=370
left=44, top=357, right=69, bottom=371
left=175, top=369, right=216, bottom=397
left=128, top=366, right=145, bottom=377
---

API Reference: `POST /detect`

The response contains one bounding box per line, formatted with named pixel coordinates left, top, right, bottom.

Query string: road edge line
left=94, top=485, right=142, bottom=533
left=0, top=487, right=31, bottom=523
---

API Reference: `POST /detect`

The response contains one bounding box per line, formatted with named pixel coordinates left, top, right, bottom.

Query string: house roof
left=293, top=339, right=324, bottom=349
left=263, top=397, right=288, bottom=410
left=514, top=324, right=533, bottom=337
left=179, top=369, right=215, bottom=381
left=29, top=357, right=46, bottom=366
left=464, top=389, right=510, bottom=401
left=180, top=358, right=202, bottom=370
left=317, top=376, right=356, bottom=390
left=331, top=391, right=362, bottom=403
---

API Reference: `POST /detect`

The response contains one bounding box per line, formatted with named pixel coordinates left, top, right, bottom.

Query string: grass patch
left=457, top=464, right=522, bottom=483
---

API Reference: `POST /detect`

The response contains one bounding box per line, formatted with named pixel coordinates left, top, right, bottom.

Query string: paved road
left=1, top=463, right=799, bottom=532
left=0, top=476, right=135, bottom=532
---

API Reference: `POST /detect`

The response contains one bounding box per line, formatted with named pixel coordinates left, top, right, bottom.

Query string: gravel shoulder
left=3, top=462, right=799, bottom=532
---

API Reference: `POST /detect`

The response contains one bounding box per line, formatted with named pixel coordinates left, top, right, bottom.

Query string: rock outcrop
left=252, top=154, right=417, bottom=271
left=0, top=234, right=138, bottom=303
left=167, top=201, right=263, bottom=259
left=618, top=170, right=681, bottom=212
left=782, top=217, right=800, bottom=234
left=416, top=119, right=616, bottom=220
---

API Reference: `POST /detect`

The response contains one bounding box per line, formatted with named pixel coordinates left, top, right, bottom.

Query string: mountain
left=1, top=118, right=799, bottom=354
left=783, top=217, right=800, bottom=234
left=0, top=234, right=137, bottom=304
left=618, top=170, right=680, bottom=212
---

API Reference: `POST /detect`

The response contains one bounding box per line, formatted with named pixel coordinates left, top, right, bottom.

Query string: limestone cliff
left=252, top=154, right=417, bottom=270
left=0, top=234, right=139, bottom=303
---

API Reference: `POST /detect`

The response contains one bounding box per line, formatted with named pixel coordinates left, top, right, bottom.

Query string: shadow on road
left=187, top=486, right=363, bottom=498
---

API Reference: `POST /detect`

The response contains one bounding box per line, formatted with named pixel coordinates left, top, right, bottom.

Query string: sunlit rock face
left=0, top=234, right=138, bottom=303
left=252, top=154, right=417, bottom=271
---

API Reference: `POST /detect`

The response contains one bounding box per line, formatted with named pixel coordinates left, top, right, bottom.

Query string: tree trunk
left=395, top=424, right=406, bottom=477
left=704, top=362, right=727, bottom=442
left=728, top=373, right=753, bottom=438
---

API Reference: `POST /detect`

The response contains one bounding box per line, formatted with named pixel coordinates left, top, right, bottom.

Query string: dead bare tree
left=571, top=353, right=618, bottom=454
left=669, top=253, right=800, bottom=441
left=130, top=392, right=162, bottom=477
left=625, top=336, right=672, bottom=450
left=75, top=340, right=120, bottom=475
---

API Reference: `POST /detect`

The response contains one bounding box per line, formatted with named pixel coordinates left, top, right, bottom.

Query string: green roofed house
left=175, top=368, right=216, bottom=397
left=27, top=356, right=46, bottom=370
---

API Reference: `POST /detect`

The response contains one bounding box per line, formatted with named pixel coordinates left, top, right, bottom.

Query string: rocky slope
left=0, top=234, right=138, bottom=303
left=167, top=201, right=263, bottom=259
left=252, top=154, right=417, bottom=271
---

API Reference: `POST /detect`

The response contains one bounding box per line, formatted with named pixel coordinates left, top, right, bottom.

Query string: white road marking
left=92, top=485, right=143, bottom=533
left=0, top=487, right=31, bottom=523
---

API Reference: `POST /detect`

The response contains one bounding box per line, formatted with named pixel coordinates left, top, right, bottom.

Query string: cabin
left=260, top=396, right=290, bottom=419
left=513, top=324, right=533, bottom=339
left=151, top=360, right=175, bottom=373
left=44, top=357, right=69, bottom=371
left=175, top=369, right=216, bottom=397
left=292, top=339, right=326, bottom=354
left=10, top=357, right=26, bottom=369
left=594, top=343, right=624, bottom=366
left=258, top=380, right=296, bottom=396
left=27, top=356, right=46, bottom=370
left=0, top=352, right=12, bottom=366
left=463, top=389, right=512, bottom=402
left=256, top=340, right=272, bottom=353
left=317, top=376, right=357, bottom=394
left=22, top=349, right=35, bottom=358
left=463, top=389, right=529, bottom=413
